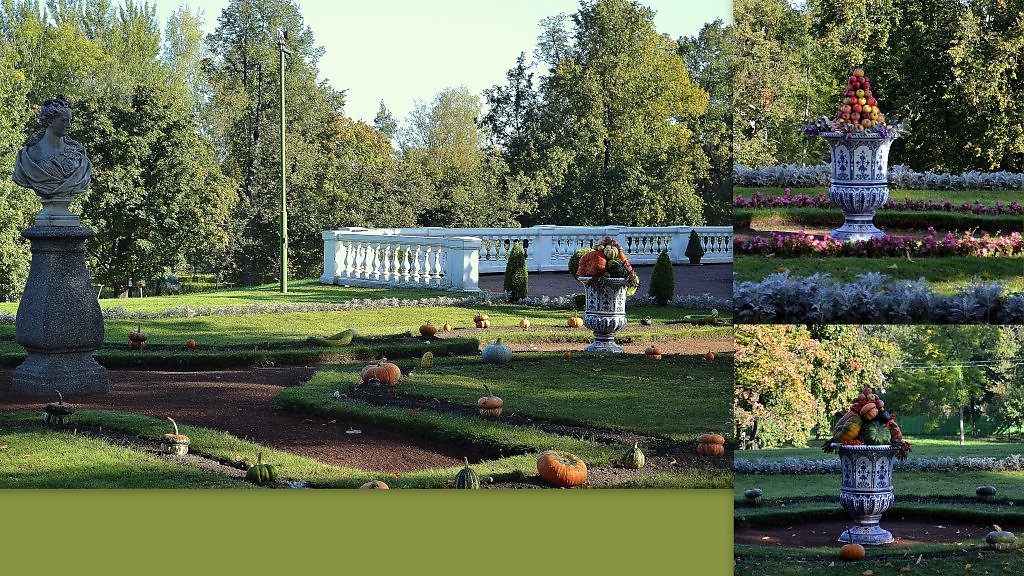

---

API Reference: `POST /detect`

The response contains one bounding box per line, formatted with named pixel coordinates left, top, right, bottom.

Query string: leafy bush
left=734, top=272, right=1024, bottom=324
left=502, top=242, right=528, bottom=301
left=648, top=250, right=675, bottom=305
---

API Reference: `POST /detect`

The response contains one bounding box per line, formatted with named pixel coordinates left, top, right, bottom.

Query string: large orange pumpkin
left=567, top=315, right=584, bottom=328
left=697, top=433, right=726, bottom=457
left=536, top=450, right=588, bottom=487
left=477, top=385, right=504, bottom=417
left=839, top=543, right=865, bottom=561
left=576, top=250, right=607, bottom=277
left=361, top=359, right=401, bottom=385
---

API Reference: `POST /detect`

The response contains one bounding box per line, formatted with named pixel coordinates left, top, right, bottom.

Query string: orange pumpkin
left=645, top=345, right=662, bottom=360
left=567, top=315, right=584, bottom=328
left=128, top=323, right=147, bottom=350
left=443, top=322, right=452, bottom=332
left=839, top=543, right=865, bottom=561
left=420, top=321, right=437, bottom=337
left=475, top=319, right=491, bottom=329
left=562, top=351, right=573, bottom=359
left=705, top=349, right=715, bottom=361
left=478, top=385, right=504, bottom=417
left=361, top=359, right=401, bottom=385
left=473, top=312, right=489, bottom=323
left=536, top=450, right=588, bottom=487
left=576, top=250, right=607, bottom=277
left=360, top=480, right=389, bottom=489
left=185, top=339, right=197, bottom=350
left=697, top=433, right=726, bottom=457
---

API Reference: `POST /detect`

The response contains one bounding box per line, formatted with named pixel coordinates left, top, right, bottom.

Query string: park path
left=477, top=263, right=733, bottom=299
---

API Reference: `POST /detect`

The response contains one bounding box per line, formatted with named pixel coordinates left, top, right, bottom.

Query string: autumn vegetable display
left=128, top=323, right=147, bottom=350
left=697, top=433, right=726, bottom=457
left=481, top=339, right=513, bottom=364
left=419, top=321, right=437, bottom=338
left=360, top=359, right=402, bottom=385
left=474, top=313, right=490, bottom=329
left=536, top=450, right=588, bottom=487
left=477, top=385, right=503, bottom=417
left=985, top=525, right=1017, bottom=551
left=621, top=443, right=645, bottom=469
left=42, top=390, right=75, bottom=427
left=574, top=236, right=641, bottom=296
left=822, top=385, right=911, bottom=460
left=160, top=417, right=190, bottom=455
left=245, top=452, right=278, bottom=484
left=454, top=457, right=480, bottom=489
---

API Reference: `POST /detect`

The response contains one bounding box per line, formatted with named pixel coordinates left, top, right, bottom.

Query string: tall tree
left=372, top=100, right=398, bottom=142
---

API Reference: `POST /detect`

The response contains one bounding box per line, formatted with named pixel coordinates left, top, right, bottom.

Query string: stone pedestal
left=13, top=226, right=108, bottom=395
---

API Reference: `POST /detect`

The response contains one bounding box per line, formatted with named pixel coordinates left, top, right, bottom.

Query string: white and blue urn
left=577, top=277, right=627, bottom=353
left=834, top=443, right=899, bottom=545
left=823, top=131, right=897, bottom=241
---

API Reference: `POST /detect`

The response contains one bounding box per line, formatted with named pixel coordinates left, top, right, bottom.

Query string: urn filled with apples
left=804, top=67, right=903, bottom=242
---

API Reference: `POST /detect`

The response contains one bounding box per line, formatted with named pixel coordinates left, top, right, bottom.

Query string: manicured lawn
left=0, top=414, right=241, bottom=488
left=735, top=470, right=1024, bottom=501
left=735, top=207, right=1022, bottom=233
left=734, top=547, right=1021, bottom=576
left=309, top=352, right=733, bottom=441
left=734, top=255, right=1024, bottom=293
left=0, top=304, right=721, bottom=348
left=735, top=186, right=1022, bottom=206
left=0, top=278, right=454, bottom=315
left=735, top=438, right=1024, bottom=462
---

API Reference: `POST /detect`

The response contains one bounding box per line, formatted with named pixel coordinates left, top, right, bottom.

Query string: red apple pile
left=833, top=68, right=886, bottom=132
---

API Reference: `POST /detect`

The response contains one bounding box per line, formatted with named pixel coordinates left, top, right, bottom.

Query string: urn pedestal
left=12, top=226, right=108, bottom=395
left=577, top=277, right=627, bottom=353
left=835, top=443, right=899, bottom=545
left=823, top=132, right=897, bottom=241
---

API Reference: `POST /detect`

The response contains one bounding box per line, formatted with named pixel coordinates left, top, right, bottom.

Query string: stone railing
left=321, top=225, right=733, bottom=291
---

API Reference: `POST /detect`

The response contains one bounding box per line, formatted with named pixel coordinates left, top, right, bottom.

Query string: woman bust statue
left=12, top=96, right=93, bottom=226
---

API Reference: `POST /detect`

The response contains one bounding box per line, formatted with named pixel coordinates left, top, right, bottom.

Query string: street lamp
left=277, top=28, right=291, bottom=293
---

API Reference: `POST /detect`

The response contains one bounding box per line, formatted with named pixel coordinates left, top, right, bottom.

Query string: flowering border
left=738, top=229, right=1023, bottom=258
left=735, top=188, right=1022, bottom=216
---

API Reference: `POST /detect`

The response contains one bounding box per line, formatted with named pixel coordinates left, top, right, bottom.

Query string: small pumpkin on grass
left=977, top=485, right=998, bottom=502
left=419, top=321, right=437, bottom=338
left=420, top=351, right=434, bottom=369
left=478, top=385, right=503, bottom=417
left=567, top=315, right=584, bottom=328
left=360, top=480, right=389, bottom=489
left=442, top=322, right=452, bottom=332
left=128, top=323, right=147, bottom=350
left=473, top=313, right=490, bottom=329
left=562, top=351, right=573, bottom=359
left=518, top=317, right=531, bottom=331
left=986, top=525, right=1017, bottom=551
left=744, top=488, right=763, bottom=503
left=185, top=339, right=197, bottom=350
left=640, top=316, right=653, bottom=326
left=839, top=541, right=865, bottom=561
left=160, top=417, right=190, bottom=455
left=704, top=349, right=716, bottom=361
left=621, top=442, right=645, bottom=469
left=360, top=359, right=402, bottom=385
left=454, top=457, right=480, bottom=489
left=245, top=452, right=278, bottom=484
left=644, top=345, right=662, bottom=361
left=696, top=433, right=726, bottom=457
left=43, top=390, right=75, bottom=427
left=537, top=450, right=588, bottom=487
left=481, top=339, right=513, bottom=364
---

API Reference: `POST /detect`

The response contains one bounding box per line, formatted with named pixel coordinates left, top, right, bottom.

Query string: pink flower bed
left=734, top=188, right=1023, bottom=215
left=738, top=228, right=1024, bottom=258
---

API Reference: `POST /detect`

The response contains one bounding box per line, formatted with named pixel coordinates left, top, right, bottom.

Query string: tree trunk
left=959, top=406, right=965, bottom=446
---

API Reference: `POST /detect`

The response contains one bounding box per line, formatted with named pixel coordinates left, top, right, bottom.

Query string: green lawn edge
left=734, top=207, right=1023, bottom=233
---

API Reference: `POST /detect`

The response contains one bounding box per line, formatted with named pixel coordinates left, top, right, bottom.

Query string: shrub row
left=734, top=272, right=1024, bottom=324
left=734, top=163, right=1024, bottom=190
left=738, top=230, right=1023, bottom=258
left=734, top=454, right=1024, bottom=475
left=735, top=188, right=1023, bottom=215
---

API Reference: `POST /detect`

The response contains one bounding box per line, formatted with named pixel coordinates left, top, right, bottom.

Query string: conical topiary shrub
left=503, top=241, right=528, bottom=302
left=685, top=230, right=705, bottom=264
left=648, top=250, right=674, bottom=306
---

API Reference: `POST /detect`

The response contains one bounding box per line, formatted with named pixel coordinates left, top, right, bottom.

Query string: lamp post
left=277, top=28, right=291, bottom=293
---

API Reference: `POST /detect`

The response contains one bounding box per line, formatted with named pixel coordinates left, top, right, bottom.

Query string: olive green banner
left=0, top=489, right=732, bottom=574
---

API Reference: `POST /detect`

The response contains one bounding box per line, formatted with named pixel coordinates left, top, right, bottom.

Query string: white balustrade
left=322, top=225, right=732, bottom=290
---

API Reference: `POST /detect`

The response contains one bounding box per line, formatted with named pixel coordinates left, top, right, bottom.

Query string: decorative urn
left=834, top=443, right=899, bottom=545
left=822, top=131, right=897, bottom=241
left=576, top=277, right=628, bottom=353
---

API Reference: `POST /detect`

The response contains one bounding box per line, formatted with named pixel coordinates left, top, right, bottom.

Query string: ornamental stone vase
left=577, top=277, right=627, bottom=353
left=823, top=132, right=897, bottom=241
left=834, top=443, right=899, bottom=545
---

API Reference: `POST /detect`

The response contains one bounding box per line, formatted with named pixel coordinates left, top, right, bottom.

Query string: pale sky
left=155, top=0, right=732, bottom=124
